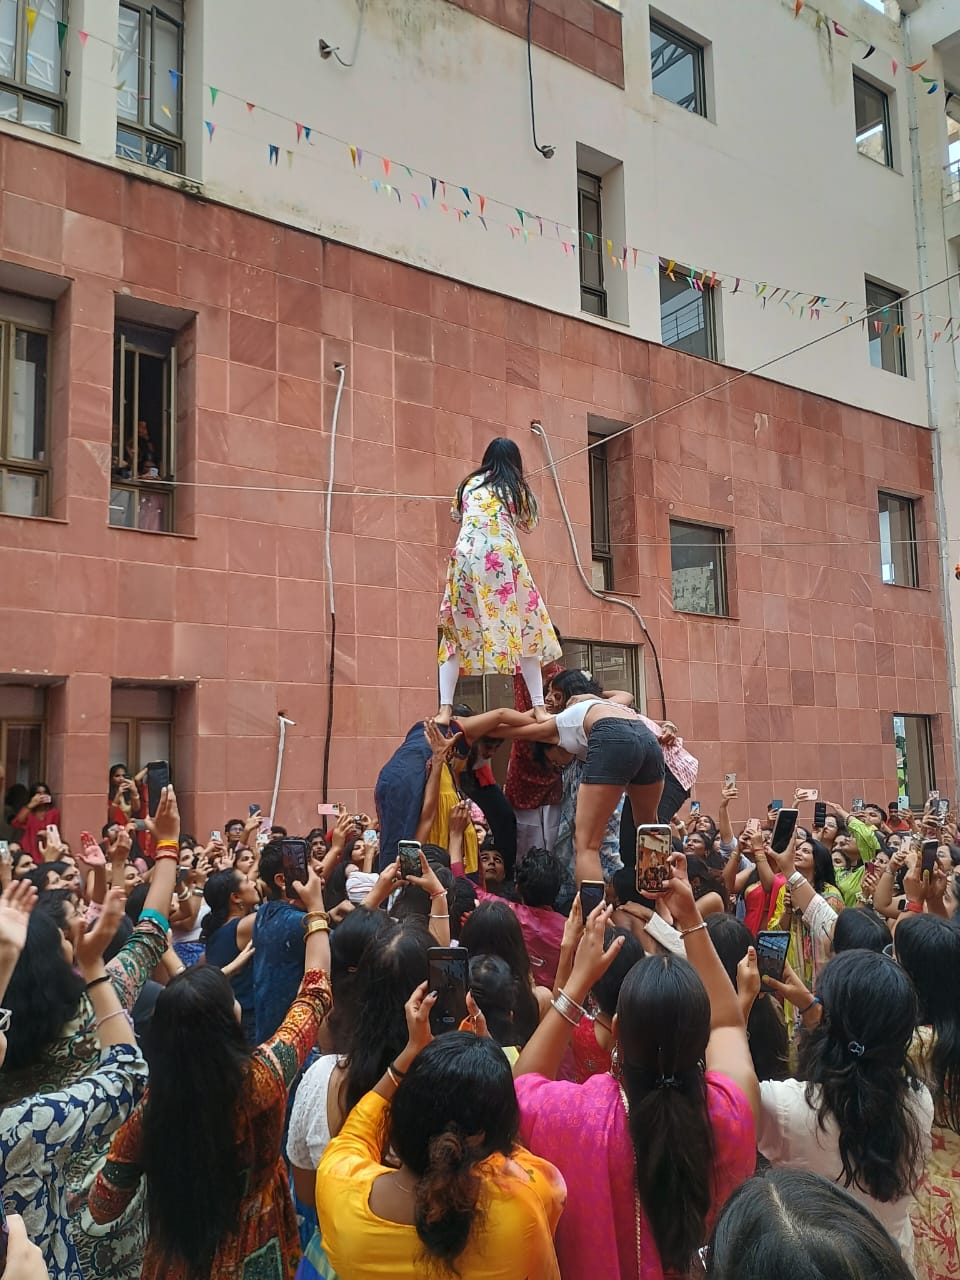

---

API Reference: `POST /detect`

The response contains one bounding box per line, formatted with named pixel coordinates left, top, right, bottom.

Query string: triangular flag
left=160, top=104, right=172, bottom=119
left=633, top=249, right=638, bottom=267
left=246, top=101, right=255, bottom=112
left=832, top=21, right=847, bottom=36
left=349, top=145, right=358, bottom=167
left=431, top=177, right=438, bottom=198
left=517, top=209, right=525, bottom=225
left=479, top=217, right=487, bottom=230
left=268, top=143, right=279, bottom=165
left=462, top=187, right=471, bottom=202
left=205, top=120, right=215, bottom=139
left=794, top=0, right=803, bottom=14
left=891, top=59, right=898, bottom=75
left=586, top=233, right=595, bottom=249
left=405, top=166, right=412, bottom=177
left=78, top=29, right=88, bottom=44
left=815, top=11, right=825, bottom=29
left=395, top=187, right=402, bottom=204
left=210, top=86, right=219, bottom=104
left=920, top=74, right=937, bottom=83
left=114, top=81, right=126, bottom=92
left=907, top=61, right=926, bottom=72
left=479, top=195, right=486, bottom=215
left=373, top=180, right=381, bottom=193
left=304, top=126, right=311, bottom=142
left=169, top=69, right=181, bottom=88
left=296, top=123, right=304, bottom=142
left=733, top=278, right=740, bottom=293
left=382, top=157, right=391, bottom=177
left=57, top=20, right=67, bottom=48
left=666, top=259, right=676, bottom=279
left=862, top=44, right=875, bottom=59
left=928, top=82, right=939, bottom=94
left=25, top=8, right=37, bottom=37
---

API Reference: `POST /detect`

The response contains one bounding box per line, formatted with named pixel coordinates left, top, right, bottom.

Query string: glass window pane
left=116, top=6, right=141, bottom=122
left=0, top=87, right=18, bottom=122
left=4, top=722, right=43, bottom=790
left=110, top=486, right=137, bottom=527
left=893, top=714, right=934, bottom=806
left=151, top=12, right=180, bottom=134
left=110, top=721, right=131, bottom=769
left=2, top=470, right=43, bottom=516
left=866, top=282, right=905, bottom=375
left=660, top=268, right=715, bottom=358
left=650, top=23, right=702, bottom=114
left=854, top=76, right=890, bottom=165
left=144, top=137, right=177, bottom=171
left=24, top=0, right=62, bottom=92
left=670, top=521, right=725, bottom=615
left=116, top=126, right=142, bottom=162
left=138, top=721, right=171, bottom=769
left=10, top=329, right=47, bottom=460
left=20, top=97, right=57, bottom=131
left=591, top=644, right=635, bottom=699
left=0, top=0, right=17, bottom=78
left=560, top=641, right=590, bottom=675
left=878, top=492, right=917, bottom=586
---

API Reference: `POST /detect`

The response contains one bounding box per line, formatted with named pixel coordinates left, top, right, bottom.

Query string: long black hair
left=2, top=910, right=85, bottom=1072
left=617, top=954, right=715, bottom=1274
left=326, top=906, right=393, bottom=1051
left=140, top=967, right=252, bottom=1276
left=894, top=913, right=960, bottom=1134
left=456, top=437, right=538, bottom=527
left=832, top=906, right=889, bottom=954
left=342, top=921, right=431, bottom=1113
left=797, top=949, right=924, bottom=1201
left=592, top=926, right=643, bottom=1017
left=706, top=1168, right=914, bottom=1280
left=704, top=914, right=788, bottom=1082
left=200, top=869, right=244, bottom=943
left=803, top=837, right=838, bottom=894
left=389, top=1034, right=520, bottom=1271
left=458, top=900, right=540, bottom=1043
left=468, top=954, right=522, bottom=1048
left=549, top=668, right=603, bottom=705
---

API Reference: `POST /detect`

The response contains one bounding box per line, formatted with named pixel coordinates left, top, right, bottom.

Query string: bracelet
left=95, top=1008, right=131, bottom=1030
left=139, top=907, right=170, bottom=932
left=177, top=892, right=190, bottom=903
left=304, top=918, right=330, bottom=936
left=389, top=1060, right=407, bottom=1078
left=679, top=921, right=708, bottom=939
left=429, top=888, right=447, bottom=900
left=553, top=989, right=587, bottom=1023
left=550, top=998, right=582, bottom=1028
left=800, top=996, right=822, bottom=1015
left=155, top=841, right=179, bottom=853
left=304, top=910, right=329, bottom=922
left=153, top=851, right=179, bottom=863
left=85, top=975, right=111, bottom=992
left=386, top=1065, right=403, bottom=1088
left=430, top=913, right=450, bottom=919
left=787, top=871, right=806, bottom=890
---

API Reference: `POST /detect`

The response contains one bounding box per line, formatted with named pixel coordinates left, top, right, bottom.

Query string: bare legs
left=573, top=782, right=625, bottom=886
left=436, top=654, right=460, bottom=726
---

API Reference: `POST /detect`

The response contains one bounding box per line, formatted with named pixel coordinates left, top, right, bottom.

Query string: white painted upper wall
left=10, top=0, right=959, bottom=424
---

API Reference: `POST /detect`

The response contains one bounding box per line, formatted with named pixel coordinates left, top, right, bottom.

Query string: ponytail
left=414, top=1126, right=484, bottom=1268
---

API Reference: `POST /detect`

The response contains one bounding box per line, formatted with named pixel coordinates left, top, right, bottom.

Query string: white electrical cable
left=270, top=714, right=297, bottom=826
left=326, top=364, right=347, bottom=617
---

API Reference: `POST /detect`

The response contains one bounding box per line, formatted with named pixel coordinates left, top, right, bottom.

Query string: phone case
left=636, top=826, right=672, bottom=895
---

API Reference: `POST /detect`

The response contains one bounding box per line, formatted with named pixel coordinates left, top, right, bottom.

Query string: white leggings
left=439, top=654, right=545, bottom=707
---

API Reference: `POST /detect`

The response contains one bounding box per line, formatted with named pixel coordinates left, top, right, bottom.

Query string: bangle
left=96, top=1008, right=132, bottom=1031
left=304, top=918, right=330, bottom=936
left=139, top=907, right=170, bottom=932
left=389, top=1060, right=406, bottom=1079
left=177, top=891, right=189, bottom=903
left=906, top=901, right=923, bottom=914
left=553, top=989, right=586, bottom=1023
left=679, top=920, right=708, bottom=939
left=430, top=913, right=450, bottom=919
left=153, top=851, right=179, bottom=863
left=85, top=975, right=111, bottom=992
left=155, top=841, right=179, bottom=852
left=429, top=888, right=447, bottom=900
left=305, top=910, right=329, bottom=922
left=800, top=996, right=822, bottom=1015
left=787, top=871, right=806, bottom=890
left=550, top=998, right=582, bottom=1028
left=386, top=1065, right=403, bottom=1088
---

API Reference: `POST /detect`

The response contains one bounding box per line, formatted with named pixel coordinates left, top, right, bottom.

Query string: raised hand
left=0, top=879, right=37, bottom=960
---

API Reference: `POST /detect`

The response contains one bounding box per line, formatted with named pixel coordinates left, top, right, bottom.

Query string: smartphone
left=813, top=801, right=827, bottom=830
left=398, top=839, right=423, bottom=880
left=636, top=824, right=673, bottom=895
left=724, top=773, right=737, bottom=788
left=280, top=837, right=310, bottom=896
left=363, top=828, right=378, bottom=845
left=689, top=800, right=701, bottom=816
left=769, top=799, right=783, bottom=812
left=579, top=880, right=605, bottom=918
left=770, top=808, right=799, bottom=854
left=146, top=760, right=171, bottom=817
left=177, top=866, right=190, bottom=884
left=756, top=930, right=790, bottom=984
left=865, top=860, right=878, bottom=878
left=900, top=796, right=911, bottom=812
left=427, top=946, right=469, bottom=1035
left=0, top=840, right=9, bottom=863
left=796, top=789, right=819, bottom=803
left=317, top=803, right=340, bottom=817
left=46, top=823, right=61, bottom=844
left=921, top=839, right=938, bottom=880
left=938, top=799, right=950, bottom=821
left=929, top=790, right=940, bottom=807
left=851, top=797, right=864, bottom=812
left=248, top=803, right=261, bottom=817
left=133, top=819, right=148, bottom=831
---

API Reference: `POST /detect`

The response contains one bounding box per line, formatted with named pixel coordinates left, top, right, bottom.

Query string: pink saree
left=516, top=1070, right=755, bottom=1280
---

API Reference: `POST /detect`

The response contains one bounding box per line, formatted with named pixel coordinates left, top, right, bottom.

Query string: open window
left=110, top=322, right=177, bottom=532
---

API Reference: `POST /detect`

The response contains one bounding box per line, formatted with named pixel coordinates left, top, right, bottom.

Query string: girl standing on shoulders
left=438, top=438, right=561, bottom=726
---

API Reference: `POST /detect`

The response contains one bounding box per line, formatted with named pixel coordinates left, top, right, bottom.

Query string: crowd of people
left=2, top=437, right=959, bottom=1279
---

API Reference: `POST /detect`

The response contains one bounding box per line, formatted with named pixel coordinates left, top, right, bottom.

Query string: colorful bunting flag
left=832, top=20, right=847, bottom=36
left=56, top=20, right=67, bottom=48
left=296, top=123, right=304, bottom=142
left=169, top=69, right=181, bottom=88
left=245, top=101, right=256, bottom=112
left=25, top=8, right=37, bottom=37
left=794, top=0, right=803, bottom=15
left=268, top=143, right=279, bottom=165
left=78, top=30, right=88, bottom=45
left=209, top=86, right=219, bottom=104
left=907, top=60, right=926, bottom=72
left=862, top=44, right=875, bottom=59
left=205, top=120, right=215, bottom=139
left=891, top=59, right=898, bottom=75
left=382, top=158, right=390, bottom=177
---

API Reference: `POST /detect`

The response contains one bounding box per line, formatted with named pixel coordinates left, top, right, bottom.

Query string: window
left=459, top=640, right=643, bottom=713
left=659, top=260, right=718, bottom=359
left=670, top=520, right=728, bottom=616
left=866, top=279, right=907, bottom=377
left=589, top=434, right=613, bottom=589
left=110, top=322, right=176, bottom=532
left=650, top=19, right=706, bottom=116
left=878, top=492, right=919, bottom=587
left=577, top=171, right=607, bottom=318
left=854, top=74, right=892, bottom=167
left=893, top=714, right=935, bottom=807
left=0, top=687, right=45, bottom=792
left=116, top=0, right=183, bottom=172
left=0, top=297, right=51, bottom=517
left=0, top=0, right=65, bottom=133
left=111, top=685, right=175, bottom=779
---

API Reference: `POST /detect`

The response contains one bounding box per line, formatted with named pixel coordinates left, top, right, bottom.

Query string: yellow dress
left=911, top=1026, right=960, bottom=1279
left=430, top=762, right=479, bottom=874
left=316, top=1091, right=566, bottom=1280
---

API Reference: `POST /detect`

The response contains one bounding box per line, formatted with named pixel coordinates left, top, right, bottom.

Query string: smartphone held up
left=427, top=947, right=469, bottom=1035
left=636, top=825, right=673, bottom=896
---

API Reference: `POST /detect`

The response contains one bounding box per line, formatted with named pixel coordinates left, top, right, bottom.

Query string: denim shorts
left=581, top=716, right=665, bottom=787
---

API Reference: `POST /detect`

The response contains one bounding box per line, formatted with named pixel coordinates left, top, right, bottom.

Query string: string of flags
left=33, top=13, right=958, bottom=338
left=788, top=0, right=940, bottom=94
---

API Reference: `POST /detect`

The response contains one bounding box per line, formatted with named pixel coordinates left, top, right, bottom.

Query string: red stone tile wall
left=0, top=133, right=952, bottom=839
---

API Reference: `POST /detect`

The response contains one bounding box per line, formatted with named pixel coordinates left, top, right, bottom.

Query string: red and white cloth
left=637, top=714, right=699, bottom=790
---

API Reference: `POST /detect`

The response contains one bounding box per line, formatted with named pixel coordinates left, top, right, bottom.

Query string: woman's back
left=516, top=1069, right=755, bottom=1280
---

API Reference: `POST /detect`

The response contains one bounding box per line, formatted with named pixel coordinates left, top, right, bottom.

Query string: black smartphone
left=921, top=839, right=938, bottom=880
left=579, top=880, right=605, bottom=918
left=770, top=808, right=799, bottom=854
left=689, top=800, right=701, bottom=816
left=756, top=930, right=790, bottom=983
left=890, top=799, right=902, bottom=817
left=813, top=801, right=827, bottom=830
left=427, top=946, right=469, bottom=1035
left=398, top=840, right=422, bottom=880
left=636, top=825, right=673, bottom=895
left=248, top=803, right=261, bottom=817
left=145, top=760, right=170, bottom=817
left=280, top=837, right=310, bottom=897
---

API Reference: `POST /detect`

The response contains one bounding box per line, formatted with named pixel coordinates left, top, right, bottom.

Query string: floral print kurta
left=439, top=480, right=561, bottom=676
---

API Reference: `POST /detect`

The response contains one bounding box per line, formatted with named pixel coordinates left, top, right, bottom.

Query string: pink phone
left=46, top=824, right=61, bottom=843
left=317, top=803, right=340, bottom=817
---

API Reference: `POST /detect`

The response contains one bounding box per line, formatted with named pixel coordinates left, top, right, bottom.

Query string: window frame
left=115, top=0, right=184, bottom=174
left=878, top=491, right=919, bottom=588
left=577, top=169, right=607, bottom=319
left=458, top=640, right=643, bottom=712
left=110, top=321, right=177, bottom=533
left=649, top=18, right=706, bottom=117
left=893, top=713, right=935, bottom=806
left=110, top=716, right=173, bottom=776
left=669, top=519, right=729, bottom=617
left=0, top=0, right=66, bottom=134
left=865, top=278, right=907, bottom=377
left=1, top=716, right=46, bottom=792
left=0, top=314, right=51, bottom=518
left=588, top=434, right=613, bottom=590
left=659, top=260, right=719, bottom=359
left=853, top=72, right=893, bottom=168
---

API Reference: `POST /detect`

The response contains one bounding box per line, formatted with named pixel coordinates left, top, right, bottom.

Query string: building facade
left=0, top=0, right=958, bottom=837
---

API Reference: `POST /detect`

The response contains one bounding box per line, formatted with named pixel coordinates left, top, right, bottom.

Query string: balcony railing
left=946, top=158, right=960, bottom=206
